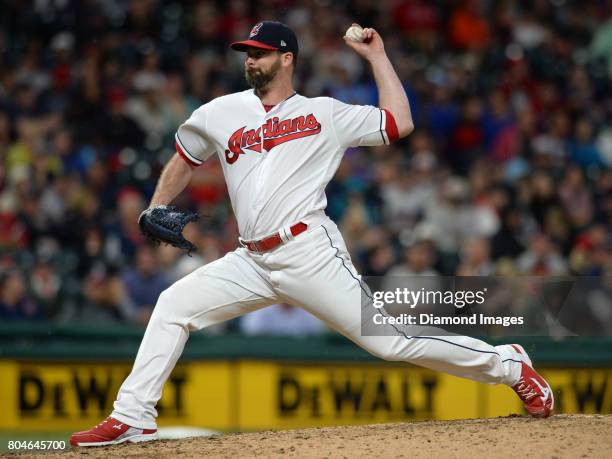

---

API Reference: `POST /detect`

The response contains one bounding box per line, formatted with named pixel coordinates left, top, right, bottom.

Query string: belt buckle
left=252, top=240, right=263, bottom=253
left=239, top=237, right=259, bottom=252
left=240, top=237, right=263, bottom=253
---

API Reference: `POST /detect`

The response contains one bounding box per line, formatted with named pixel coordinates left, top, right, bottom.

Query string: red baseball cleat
left=70, top=416, right=158, bottom=447
left=510, top=344, right=554, bottom=418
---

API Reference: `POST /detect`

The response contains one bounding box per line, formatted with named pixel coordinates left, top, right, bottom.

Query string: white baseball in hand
left=344, top=24, right=365, bottom=43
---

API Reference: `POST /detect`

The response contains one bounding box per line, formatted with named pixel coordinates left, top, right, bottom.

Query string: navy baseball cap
left=231, top=21, right=298, bottom=58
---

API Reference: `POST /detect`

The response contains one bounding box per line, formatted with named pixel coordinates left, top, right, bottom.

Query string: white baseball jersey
left=112, top=88, right=526, bottom=430
left=174, top=89, right=399, bottom=240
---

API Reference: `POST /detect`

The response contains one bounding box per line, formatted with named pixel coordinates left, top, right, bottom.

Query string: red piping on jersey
left=176, top=141, right=200, bottom=167
left=383, top=109, right=399, bottom=142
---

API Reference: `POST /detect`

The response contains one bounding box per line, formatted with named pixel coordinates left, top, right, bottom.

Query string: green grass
left=0, top=432, right=72, bottom=453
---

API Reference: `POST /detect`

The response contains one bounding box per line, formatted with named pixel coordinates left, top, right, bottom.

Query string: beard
left=245, top=59, right=281, bottom=91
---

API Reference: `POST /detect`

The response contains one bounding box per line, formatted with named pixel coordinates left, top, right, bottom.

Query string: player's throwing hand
left=343, top=24, right=385, bottom=61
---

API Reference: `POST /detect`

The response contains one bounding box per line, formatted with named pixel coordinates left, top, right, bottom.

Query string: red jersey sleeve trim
left=175, top=141, right=201, bottom=167
left=382, top=109, right=400, bottom=143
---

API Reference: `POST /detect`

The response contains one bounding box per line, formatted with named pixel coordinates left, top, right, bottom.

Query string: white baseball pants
left=112, top=213, right=522, bottom=429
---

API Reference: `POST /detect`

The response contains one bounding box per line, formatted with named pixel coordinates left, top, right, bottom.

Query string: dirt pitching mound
left=19, top=415, right=612, bottom=458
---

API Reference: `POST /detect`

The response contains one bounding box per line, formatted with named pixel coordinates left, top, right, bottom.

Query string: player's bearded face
left=245, top=56, right=281, bottom=90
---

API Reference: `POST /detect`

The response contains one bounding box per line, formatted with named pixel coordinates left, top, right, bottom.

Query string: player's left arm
left=344, top=27, right=414, bottom=139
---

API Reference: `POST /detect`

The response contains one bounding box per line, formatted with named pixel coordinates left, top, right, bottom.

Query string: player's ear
left=281, top=52, right=294, bottom=69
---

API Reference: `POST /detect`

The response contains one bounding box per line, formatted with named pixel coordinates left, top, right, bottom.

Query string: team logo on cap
left=249, top=23, right=263, bottom=38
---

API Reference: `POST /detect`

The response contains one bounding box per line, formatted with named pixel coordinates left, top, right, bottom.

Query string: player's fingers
left=361, top=28, right=372, bottom=43
left=343, top=36, right=358, bottom=47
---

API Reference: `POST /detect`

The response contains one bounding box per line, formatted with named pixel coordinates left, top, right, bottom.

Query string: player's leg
left=274, top=219, right=551, bottom=415
left=112, top=249, right=276, bottom=427
left=71, top=249, right=277, bottom=445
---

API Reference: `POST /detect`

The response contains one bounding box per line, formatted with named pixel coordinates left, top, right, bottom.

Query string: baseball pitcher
left=71, top=21, right=553, bottom=447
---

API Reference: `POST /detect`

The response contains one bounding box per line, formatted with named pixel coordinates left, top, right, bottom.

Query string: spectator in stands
left=387, top=240, right=439, bottom=277
left=160, top=73, right=200, bottom=136
left=457, top=237, right=494, bottom=276
left=383, top=238, right=441, bottom=315
left=381, top=136, right=438, bottom=233
left=240, top=304, right=326, bottom=336
left=98, top=88, right=146, bottom=149
left=29, top=258, right=63, bottom=319
left=73, top=265, right=134, bottom=325
left=424, top=176, right=474, bottom=254
left=517, top=233, right=568, bottom=275
left=105, top=188, right=147, bottom=261
left=569, top=118, right=603, bottom=168
left=364, top=241, right=397, bottom=276
left=0, top=269, right=40, bottom=320
left=491, top=208, right=526, bottom=261
left=558, top=166, right=595, bottom=230
left=449, top=0, right=490, bottom=50
left=121, top=244, right=170, bottom=325
left=1, top=0, right=610, bottom=331
left=570, top=224, right=611, bottom=276
left=125, top=72, right=167, bottom=144
left=529, top=171, right=561, bottom=228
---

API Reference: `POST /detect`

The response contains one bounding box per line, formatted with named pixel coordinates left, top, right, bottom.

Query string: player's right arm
left=344, top=26, right=414, bottom=139
left=149, top=154, right=194, bottom=206
left=330, top=27, right=415, bottom=149
left=150, top=105, right=216, bottom=207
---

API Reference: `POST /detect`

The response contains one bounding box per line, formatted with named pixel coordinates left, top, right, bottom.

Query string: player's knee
left=156, top=287, right=172, bottom=306
left=154, top=282, right=207, bottom=328
left=153, top=286, right=182, bottom=319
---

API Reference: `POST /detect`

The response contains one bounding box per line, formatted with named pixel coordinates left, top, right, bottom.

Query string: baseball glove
left=138, top=205, right=200, bottom=254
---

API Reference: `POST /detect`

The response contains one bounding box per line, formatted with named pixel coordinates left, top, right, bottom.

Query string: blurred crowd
left=1, top=0, right=611, bottom=333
